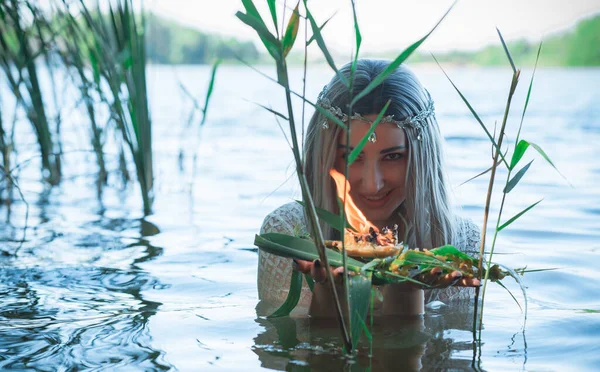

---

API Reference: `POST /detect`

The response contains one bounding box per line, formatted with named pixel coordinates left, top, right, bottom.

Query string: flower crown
left=316, top=85, right=435, bottom=141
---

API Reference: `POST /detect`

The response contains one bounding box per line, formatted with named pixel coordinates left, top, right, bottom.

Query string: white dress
left=258, top=202, right=481, bottom=309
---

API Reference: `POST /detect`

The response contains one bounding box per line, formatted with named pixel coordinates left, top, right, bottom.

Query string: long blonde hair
left=304, top=59, right=455, bottom=248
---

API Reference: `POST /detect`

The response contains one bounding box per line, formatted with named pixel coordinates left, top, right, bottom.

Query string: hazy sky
left=147, top=0, right=600, bottom=53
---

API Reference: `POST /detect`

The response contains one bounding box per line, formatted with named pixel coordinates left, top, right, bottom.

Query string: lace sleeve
left=425, top=216, right=482, bottom=303
left=455, top=217, right=481, bottom=257
left=257, top=203, right=313, bottom=308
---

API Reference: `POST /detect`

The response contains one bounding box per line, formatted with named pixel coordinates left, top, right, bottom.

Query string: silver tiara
left=316, top=85, right=435, bottom=141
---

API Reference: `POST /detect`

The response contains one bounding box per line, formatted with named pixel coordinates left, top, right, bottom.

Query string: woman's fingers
left=311, top=259, right=328, bottom=283
left=292, top=259, right=313, bottom=274
left=414, top=269, right=468, bottom=289
left=294, top=259, right=347, bottom=284
left=455, top=276, right=481, bottom=287
left=296, top=260, right=482, bottom=288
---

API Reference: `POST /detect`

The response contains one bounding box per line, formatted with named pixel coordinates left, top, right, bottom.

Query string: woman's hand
left=293, top=259, right=481, bottom=289
left=292, top=259, right=345, bottom=284
left=413, top=267, right=481, bottom=289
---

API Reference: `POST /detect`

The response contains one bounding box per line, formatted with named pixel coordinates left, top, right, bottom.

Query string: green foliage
left=296, top=200, right=358, bottom=233
left=504, top=160, right=533, bottom=193
left=72, top=0, right=154, bottom=214
left=255, top=233, right=365, bottom=270
left=352, top=3, right=454, bottom=105
left=0, top=0, right=61, bottom=185
left=267, top=270, right=303, bottom=318
left=282, top=2, right=300, bottom=58
left=200, top=60, right=220, bottom=126
left=498, top=199, right=543, bottom=232
left=418, top=15, right=600, bottom=66
left=51, top=11, right=259, bottom=65
left=349, top=271, right=372, bottom=347
left=433, top=55, right=508, bottom=168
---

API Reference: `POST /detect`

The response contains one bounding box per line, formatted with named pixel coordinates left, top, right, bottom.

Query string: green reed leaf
left=201, top=59, right=220, bottom=126
left=268, top=270, right=303, bottom=318
left=496, top=279, right=522, bottom=312
left=303, top=0, right=348, bottom=87
left=296, top=200, right=357, bottom=232
left=350, top=0, right=361, bottom=63
left=513, top=139, right=569, bottom=184
left=252, top=101, right=289, bottom=120
left=355, top=309, right=372, bottom=343
left=515, top=42, right=542, bottom=144
left=510, top=139, right=530, bottom=169
left=351, top=2, right=455, bottom=105
left=89, top=49, right=100, bottom=85
left=529, top=141, right=569, bottom=184
left=460, top=156, right=504, bottom=186
left=348, top=100, right=391, bottom=165
left=497, top=28, right=516, bottom=73
left=349, top=271, right=372, bottom=346
left=306, top=12, right=335, bottom=46
left=392, top=250, right=455, bottom=272
left=266, top=0, right=278, bottom=37
left=373, top=270, right=429, bottom=286
left=434, top=55, right=509, bottom=168
left=516, top=267, right=559, bottom=274
left=305, top=274, right=315, bottom=292
left=282, top=2, right=300, bottom=57
left=236, top=11, right=281, bottom=61
left=498, top=199, right=543, bottom=232
left=255, top=233, right=365, bottom=270
left=430, top=245, right=475, bottom=263
left=504, top=159, right=533, bottom=194
left=312, top=101, right=348, bottom=130
left=241, top=0, right=263, bottom=22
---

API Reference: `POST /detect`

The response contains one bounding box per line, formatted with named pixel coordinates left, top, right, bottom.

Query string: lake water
left=1, top=65, right=599, bottom=371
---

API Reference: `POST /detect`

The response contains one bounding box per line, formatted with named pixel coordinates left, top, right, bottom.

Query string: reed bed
left=0, top=0, right=219, bottom=251
left=0, top=0, right=61, bottom=185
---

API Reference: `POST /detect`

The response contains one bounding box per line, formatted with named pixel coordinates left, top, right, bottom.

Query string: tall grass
left=0, top=0, right=61, bottom=185
left=435, top=33, right=564, bottom=366
left=1, top=0, right=223, bottom=227
left=53, top=3, right=108, bottom=189
left=38, top=0, right=156, bottom=214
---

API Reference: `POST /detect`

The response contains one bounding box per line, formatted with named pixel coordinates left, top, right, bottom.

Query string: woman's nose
left=360, top=162, right=384, bottom=194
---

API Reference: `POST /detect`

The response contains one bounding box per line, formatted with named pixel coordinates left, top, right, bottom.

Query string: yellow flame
left=329, top=169, right=379, bottom=234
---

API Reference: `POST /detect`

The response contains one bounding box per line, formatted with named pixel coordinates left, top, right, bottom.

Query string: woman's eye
left=341, top=152, right=363, bottom=162
left=384, top=153, right=404, bottom=161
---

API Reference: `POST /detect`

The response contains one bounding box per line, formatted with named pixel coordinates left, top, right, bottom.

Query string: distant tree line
left=145, top=14, right=259, bottom=64
left=407, top=14, right=600, bottom=66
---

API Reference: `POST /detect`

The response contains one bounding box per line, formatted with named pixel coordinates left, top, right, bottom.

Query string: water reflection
left=0, top=219, right=171, bottom=370
left=253, top=299, right=500, bottom=371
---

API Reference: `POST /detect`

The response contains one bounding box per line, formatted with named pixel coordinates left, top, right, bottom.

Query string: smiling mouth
left=359, top=190, right=392, bottom=207
left=363, top=191, right=391, bottom=200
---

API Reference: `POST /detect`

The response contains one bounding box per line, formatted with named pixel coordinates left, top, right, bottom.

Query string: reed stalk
left=74, top=0, right=154, bottom=214
left=54, top=4, right=108, bottom=187
left=0, top=0, right=61, bottom=185
left=435, top=33, right=553, bottom=361
left=473, top=69, right=520, bottom=336
left=237, top=0, right=353, bottom=350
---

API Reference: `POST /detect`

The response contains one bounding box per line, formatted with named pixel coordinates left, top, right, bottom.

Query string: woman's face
left=334, top=115, right=408, bottom=227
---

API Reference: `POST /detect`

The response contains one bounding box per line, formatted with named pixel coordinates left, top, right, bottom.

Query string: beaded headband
left=316, top=85, right=435, bottom=141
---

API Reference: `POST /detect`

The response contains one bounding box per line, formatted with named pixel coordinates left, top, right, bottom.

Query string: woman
left=258, top=59, right=481, bottom=317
